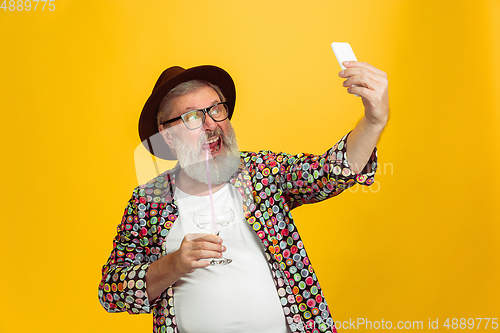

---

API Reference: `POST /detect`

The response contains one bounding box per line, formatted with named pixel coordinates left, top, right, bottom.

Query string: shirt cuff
left=329, top=132, right=378, bottom=186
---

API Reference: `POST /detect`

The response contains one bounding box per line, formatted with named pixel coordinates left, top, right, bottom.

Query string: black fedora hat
left=138, top=65, right=236, bottom=160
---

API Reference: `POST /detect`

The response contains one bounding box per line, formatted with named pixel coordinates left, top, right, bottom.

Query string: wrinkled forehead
left=170, top=85, right=222, bottom=118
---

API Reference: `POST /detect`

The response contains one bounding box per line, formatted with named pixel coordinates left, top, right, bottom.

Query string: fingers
left=185, top=233, right=222, bottom=244
left=186, top=241, right=226, bottom=256
left=339, top=62, right=387, bottom=87
left=342, top=61, right=387, bottom=77
left=189, top=259, right=212, bottom=271
left=346, top=85, right=377, bottom=100
left=338, top=61, right=388, bottom=97
left=181, top=235, right=226, bottom=257
left=342, top=74, right=385, bottom=92
left=339, top=66, right=386, bottom=86
left=175, top=233, right=227, bottom=274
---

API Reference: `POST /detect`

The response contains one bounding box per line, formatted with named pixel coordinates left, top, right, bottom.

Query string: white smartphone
left=331, top=42, right=357, bottom=70
left=331, top=42, right=359, bottom=96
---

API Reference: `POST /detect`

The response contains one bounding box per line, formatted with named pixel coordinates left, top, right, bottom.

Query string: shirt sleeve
left=277, top=132, right=377, bottom=210
left=98, top=187, right=164, bottom=314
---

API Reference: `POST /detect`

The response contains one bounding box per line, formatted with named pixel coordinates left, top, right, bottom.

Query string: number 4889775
left=1, top=0, right=56, bottom=11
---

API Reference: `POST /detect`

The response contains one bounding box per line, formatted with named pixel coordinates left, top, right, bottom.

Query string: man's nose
left=203, top=113, right=218, bottom=131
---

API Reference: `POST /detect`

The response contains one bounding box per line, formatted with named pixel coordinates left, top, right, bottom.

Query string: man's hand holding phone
left=331, top=42, right=389, bottom=127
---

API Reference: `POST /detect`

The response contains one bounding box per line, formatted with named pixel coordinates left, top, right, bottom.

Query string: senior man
left=99, top=63, right=388, bottom=333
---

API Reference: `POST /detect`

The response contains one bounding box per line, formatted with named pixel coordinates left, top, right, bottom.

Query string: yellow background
left=1, top=0, right=499, bottom=332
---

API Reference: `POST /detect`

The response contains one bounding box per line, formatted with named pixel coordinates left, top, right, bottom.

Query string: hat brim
left=138, top=65, right=236, bottom=160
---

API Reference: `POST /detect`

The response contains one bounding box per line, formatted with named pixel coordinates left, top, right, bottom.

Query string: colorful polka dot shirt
left=99, top=133, right=377, bottom=333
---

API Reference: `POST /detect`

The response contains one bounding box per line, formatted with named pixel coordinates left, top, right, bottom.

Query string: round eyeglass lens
left=183, top=110, right=204, bottom=129
left=209, top=103, right=228, bottom=120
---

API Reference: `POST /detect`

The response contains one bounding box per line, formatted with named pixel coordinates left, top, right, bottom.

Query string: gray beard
left=171, top=125, right=241, bottom=185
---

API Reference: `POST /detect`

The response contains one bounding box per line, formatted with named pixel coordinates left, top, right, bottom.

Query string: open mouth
left=201, top=135, right=222, bottom=155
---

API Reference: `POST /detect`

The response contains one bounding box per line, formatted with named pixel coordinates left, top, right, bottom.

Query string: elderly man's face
left=168, top=85, right=231, bottom=155
left=160, top=85, right=240, bottom=184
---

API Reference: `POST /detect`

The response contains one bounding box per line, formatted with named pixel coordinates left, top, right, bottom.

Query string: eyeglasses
left=161, top=102, right=229, bottom=130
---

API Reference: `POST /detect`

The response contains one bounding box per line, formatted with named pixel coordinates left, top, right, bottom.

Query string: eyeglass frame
left=160, top=102, right=229, bottom=130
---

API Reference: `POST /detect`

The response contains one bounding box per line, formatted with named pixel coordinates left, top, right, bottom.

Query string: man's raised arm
left=339, top=61, right=389, bottom=174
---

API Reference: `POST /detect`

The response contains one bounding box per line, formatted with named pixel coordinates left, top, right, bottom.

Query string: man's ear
left=158, top=125, right=174, bottom=147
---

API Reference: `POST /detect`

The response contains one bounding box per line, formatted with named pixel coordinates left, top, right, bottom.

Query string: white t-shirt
left=166, top=184, right=290, bottom=333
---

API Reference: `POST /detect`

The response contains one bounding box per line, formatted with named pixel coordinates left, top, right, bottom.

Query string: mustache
left=196, top=128, right=225, bottom=149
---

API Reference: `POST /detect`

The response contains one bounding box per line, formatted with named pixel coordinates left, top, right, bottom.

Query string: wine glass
left=193, top=207, right=234, bottom=265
